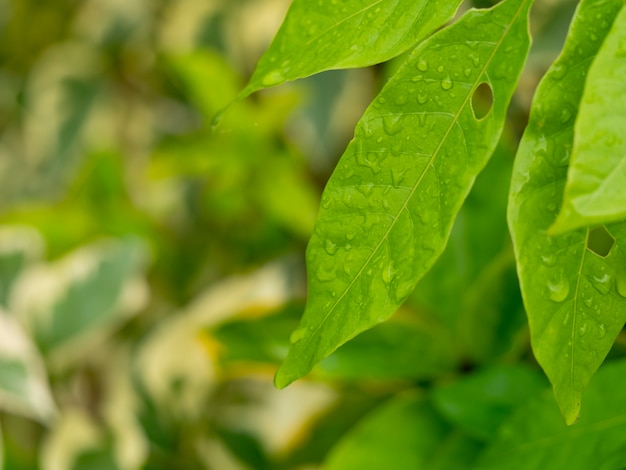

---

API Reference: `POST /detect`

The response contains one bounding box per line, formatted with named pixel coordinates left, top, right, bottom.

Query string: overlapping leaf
left=240, top=0, right=464, bottom=97
left=275, top=0, right=532, bottom=388
left=508, top=0, right=625, bottom=424
left=476, top=359, right=626, bottom=469
left=551, top=6, right=626, bottom=234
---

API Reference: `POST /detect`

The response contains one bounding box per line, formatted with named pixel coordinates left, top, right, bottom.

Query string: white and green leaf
left=0, top=311, right=56, bottom=423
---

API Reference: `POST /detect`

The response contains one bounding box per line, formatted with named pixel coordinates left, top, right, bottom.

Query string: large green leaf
left=476, top=359, right=626, bottom=469
left=551, top=6, right=626, bottom=234
left=323, top=393, right=481, bottom=470
left=240, top=0, right=464, bottom=97
left=508, top=0, right=625, bottom=424
left=275, top=0, right=532, bottom=388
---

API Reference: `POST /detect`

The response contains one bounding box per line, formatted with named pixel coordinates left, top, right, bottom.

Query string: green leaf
left=507, top=0, right=626, bottom=424
left=275, top=0, right=533, bottom=388
left=476, top=359, right=626, bottom=469
left=551, top=6, right=626, bottom=234
left=324, top=393, right=480, bottom=470
left=432, top=365, right=546, bottom=440
left=240, top=0, right=464, bottom=97
left=0, top=312, right=56, bottom=423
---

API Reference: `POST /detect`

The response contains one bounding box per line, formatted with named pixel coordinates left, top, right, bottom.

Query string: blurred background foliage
left=1, top=0, right=624, bottom=469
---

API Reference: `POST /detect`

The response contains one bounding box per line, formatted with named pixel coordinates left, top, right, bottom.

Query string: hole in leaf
left=471, top=82, right=493, bottom=120
left=587, top=226, right=615, bottom=257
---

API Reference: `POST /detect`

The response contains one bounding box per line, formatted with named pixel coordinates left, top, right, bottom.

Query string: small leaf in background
left=240, top=0, right=464, bottom=96
left=275, top=0, right=533, bottom=388
left=0, top=226, right=44, bottom=308
left=508, top=0, right=626, bottom=424
left=476, top=359, right=626, bottom=470
left=0, top=312, right=56, bottom=423
left=432, top=365, right=547, bottom=441
left=324, top=393, right=481, bottom=470
left=10, top=238, right=148, bottom=370
left=550, top=6, right=626, bottom=234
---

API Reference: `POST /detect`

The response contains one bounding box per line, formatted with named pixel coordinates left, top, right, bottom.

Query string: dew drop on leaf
left=316, top=264, right=336, bottom=282
left=324, top=239, right=338, bottom=255
left=290, top=327, right=308, bottom=344
left=261, top=70, right=285, bottom=87
left=417, top=94, right=428, bottom=104
left=417, top=57, right=428, bottom=71
left=441, top=76, right=453, bottom=90
left=382, top=115, right=404, bottom=136
left=578, top=322, right=587, bottom=337
left=590, top=273, right=612, bottom=295
left=548, top=276, right=569, bottom=302
left=598, top=323, right=607, bottom=339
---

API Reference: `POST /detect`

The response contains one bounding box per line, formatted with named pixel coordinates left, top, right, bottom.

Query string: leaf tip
left=273, top=364, right=295, bottom=390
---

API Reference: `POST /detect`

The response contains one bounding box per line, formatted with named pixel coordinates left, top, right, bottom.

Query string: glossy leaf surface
left=240, top=0, right=463, bottom=97
left=508, top=0, right=626, bottom=424
left=476, top=359, right=626, bottom=469
left=551, top=6, right=626, bottom=234
left=276, top=0, right=532, bottom=388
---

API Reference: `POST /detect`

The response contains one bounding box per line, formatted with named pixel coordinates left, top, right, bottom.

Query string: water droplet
left=590, top=273, right=612, bottom=295
left=325, top=239, right=338, bottom=255
left=356, top=151, right=381, bottom=174
left=469, top=54, right=480, bottom=67
left=437, top=65, right=444, bottom=72
left=441, top=76, right=453, bottom=91
left=598, top=323, right=607, bottom=338
left=463, top=68, right=471, bottom=78
left=541, top=254, right=557, bottom=266
left=262, top=70, right=285, bottom=87
left=382, top=263, right=395, bottom=285
left=411, top=75, right=422, bottom=82
left=316, top=264, right=336, bottom=282
left=382, top=115, right=404, bottom=136
left=344, top=244, right=352, bottom=251
left=548, top=276, right=569, bottom=302
left=417, top=58, right=428, bottom=72
left=578, top=322, right=587, bottom=337
left=559, top=107, right=573, bottom=124
left=417, top=94, right=428, bottom=104
left=290, top=327, right=308, bottom=344
left=395, top=95, right=408, bottom=106
left=346, top=232, right=356, bottom=241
